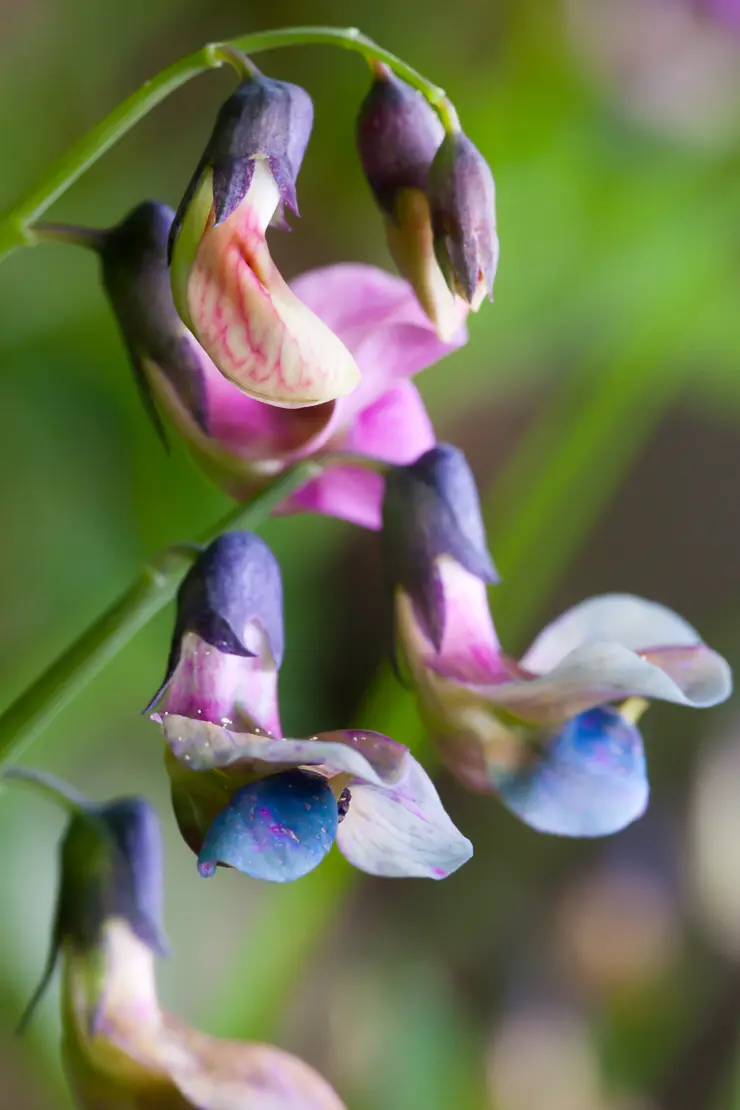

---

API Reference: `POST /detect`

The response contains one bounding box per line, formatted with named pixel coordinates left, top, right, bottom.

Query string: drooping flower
left=383, top=444, right=732, bottom=837
left=101, top=202, right=465, bottom=529
left=356, top=65, right=466, bottom=340
left=356, top=67, right=498, bottom=336
left=149, top=531, right=473, bottom=882
left=9, top=768, right=345, bottom=1109
left=168, top=72, right=360, bottom=407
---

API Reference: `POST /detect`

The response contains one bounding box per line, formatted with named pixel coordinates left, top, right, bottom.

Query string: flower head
left=168, top=73, right=360, bottom=407
left=149, top=532, right=472, bottom=881
left=356, top=66, right=466, bottom=340
left=428, top=131, right=498, bottom=311
left=384, top=445, right=732, bottom=837
left=101, top=201, right=466, bottom=529
left=10, top=769, right=346, bottom=1109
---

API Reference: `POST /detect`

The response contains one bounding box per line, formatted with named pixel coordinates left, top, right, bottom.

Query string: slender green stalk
left=222, top=29, right=458, bottom=129
left=0, top=463, right=317, bottom=768
left=0, top=25, right=455, bottom=263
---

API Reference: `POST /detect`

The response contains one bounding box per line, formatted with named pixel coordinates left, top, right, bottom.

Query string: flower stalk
left=0, top=26, right=458, bottom=266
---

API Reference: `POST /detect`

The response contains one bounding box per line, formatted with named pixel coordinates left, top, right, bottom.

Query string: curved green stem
left=3, top=48, right=212, bottom=248
left=0, top=25, right=456, bottom=264
left=0, top=462, right=317, bottom=768
left=223, top=28, right=459, bottom=129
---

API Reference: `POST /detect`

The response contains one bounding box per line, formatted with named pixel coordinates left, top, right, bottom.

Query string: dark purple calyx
left=18, top=794, right=168, bottom=1032
left=100, top=201, right=210, bottom=442
left=356, top=69, right=444, bottom=216
left=428, top=132, right=498, bottom=305
left=382, top=443, right=498, bottom=650
left=169, top=74, right=314, bottom=252
left=146, top=531, right=284, bottom=711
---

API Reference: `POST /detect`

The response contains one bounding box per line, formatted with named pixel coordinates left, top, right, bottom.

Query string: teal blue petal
left=197, top=770, right=337, bottom=882
left=495, top=707, right=648, bottom=837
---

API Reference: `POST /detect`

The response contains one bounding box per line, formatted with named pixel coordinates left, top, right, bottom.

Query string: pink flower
left=101, top=203, right=467, bottom=530
left=148, top=532, right=473, bottom=883
left=383, top=445, right=733, bottom=837
left=168, top=72, right=361, bottom=409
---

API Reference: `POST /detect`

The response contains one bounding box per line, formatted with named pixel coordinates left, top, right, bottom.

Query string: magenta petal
left=204, top=265, right=464, bottom=491
left=291, top=264, right=467, bottom=420
left=348, top=380, right=435, bottom=460
left=288, top=466, right=385, bottom=529
left=287, top=380, right=436, bottom=528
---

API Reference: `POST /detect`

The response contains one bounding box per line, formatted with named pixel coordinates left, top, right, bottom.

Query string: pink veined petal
left=336, top=754, right=473, bottom=878
left=188, top=197, right=360, bottom=407
left=171, top=264, right=466, bottom=481
left=287, top=380, right=436, bottom=528
left=291, top=263, right=468, bottom=431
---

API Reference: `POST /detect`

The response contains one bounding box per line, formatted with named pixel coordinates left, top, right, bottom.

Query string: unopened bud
left=428, top=131, right=498, bottom=310
left=10, top=771, right=167, bottom=1033
left=100, top=201, right=210, bottom=444
left=357, top=69, right=465, bottom=341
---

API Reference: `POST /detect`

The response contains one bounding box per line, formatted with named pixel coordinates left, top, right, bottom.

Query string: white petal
left=160, top=716, right=406, bottom=786
left=523, top=595, right=705, bottom=672
left=484, top=640, right=730, bottom=724
left=336, top=756, right=472, bottom=879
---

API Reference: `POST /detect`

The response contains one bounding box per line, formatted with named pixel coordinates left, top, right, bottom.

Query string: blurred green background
left=2, top=0, right=740, bottom=1107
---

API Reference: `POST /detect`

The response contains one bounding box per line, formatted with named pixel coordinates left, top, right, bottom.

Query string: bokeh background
left=2, top=0, right=740, bottom=1107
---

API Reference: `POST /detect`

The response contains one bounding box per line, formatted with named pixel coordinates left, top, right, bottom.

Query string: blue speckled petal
left=494, top=707, right=648, bottom=838
left=197, top=770, right=338, bottom=882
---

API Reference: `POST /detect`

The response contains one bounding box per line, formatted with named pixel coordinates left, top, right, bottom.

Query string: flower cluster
left=10, top=34, right=733, bottom=1110
left=40, top=38, right=731, bottom=897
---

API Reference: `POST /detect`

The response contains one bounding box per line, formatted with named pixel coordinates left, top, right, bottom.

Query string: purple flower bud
left=382, top=443, right=498, bottom=650
left=58, top=798, right=167, bottom=956
left=17, top=780, right=167, bottom=1032
left=170, top=75, right=314, bottom=247
left=428, top=131, right=498, bottom=310
left=11, top=770, right=348, bottom=1109
left=100, top=201, right=210, bottom=445
left=356, top=69, right=467, bottom=341
left=147, top=531, right=284, bottom=720
left=356, top=68, right=444, bottom=214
